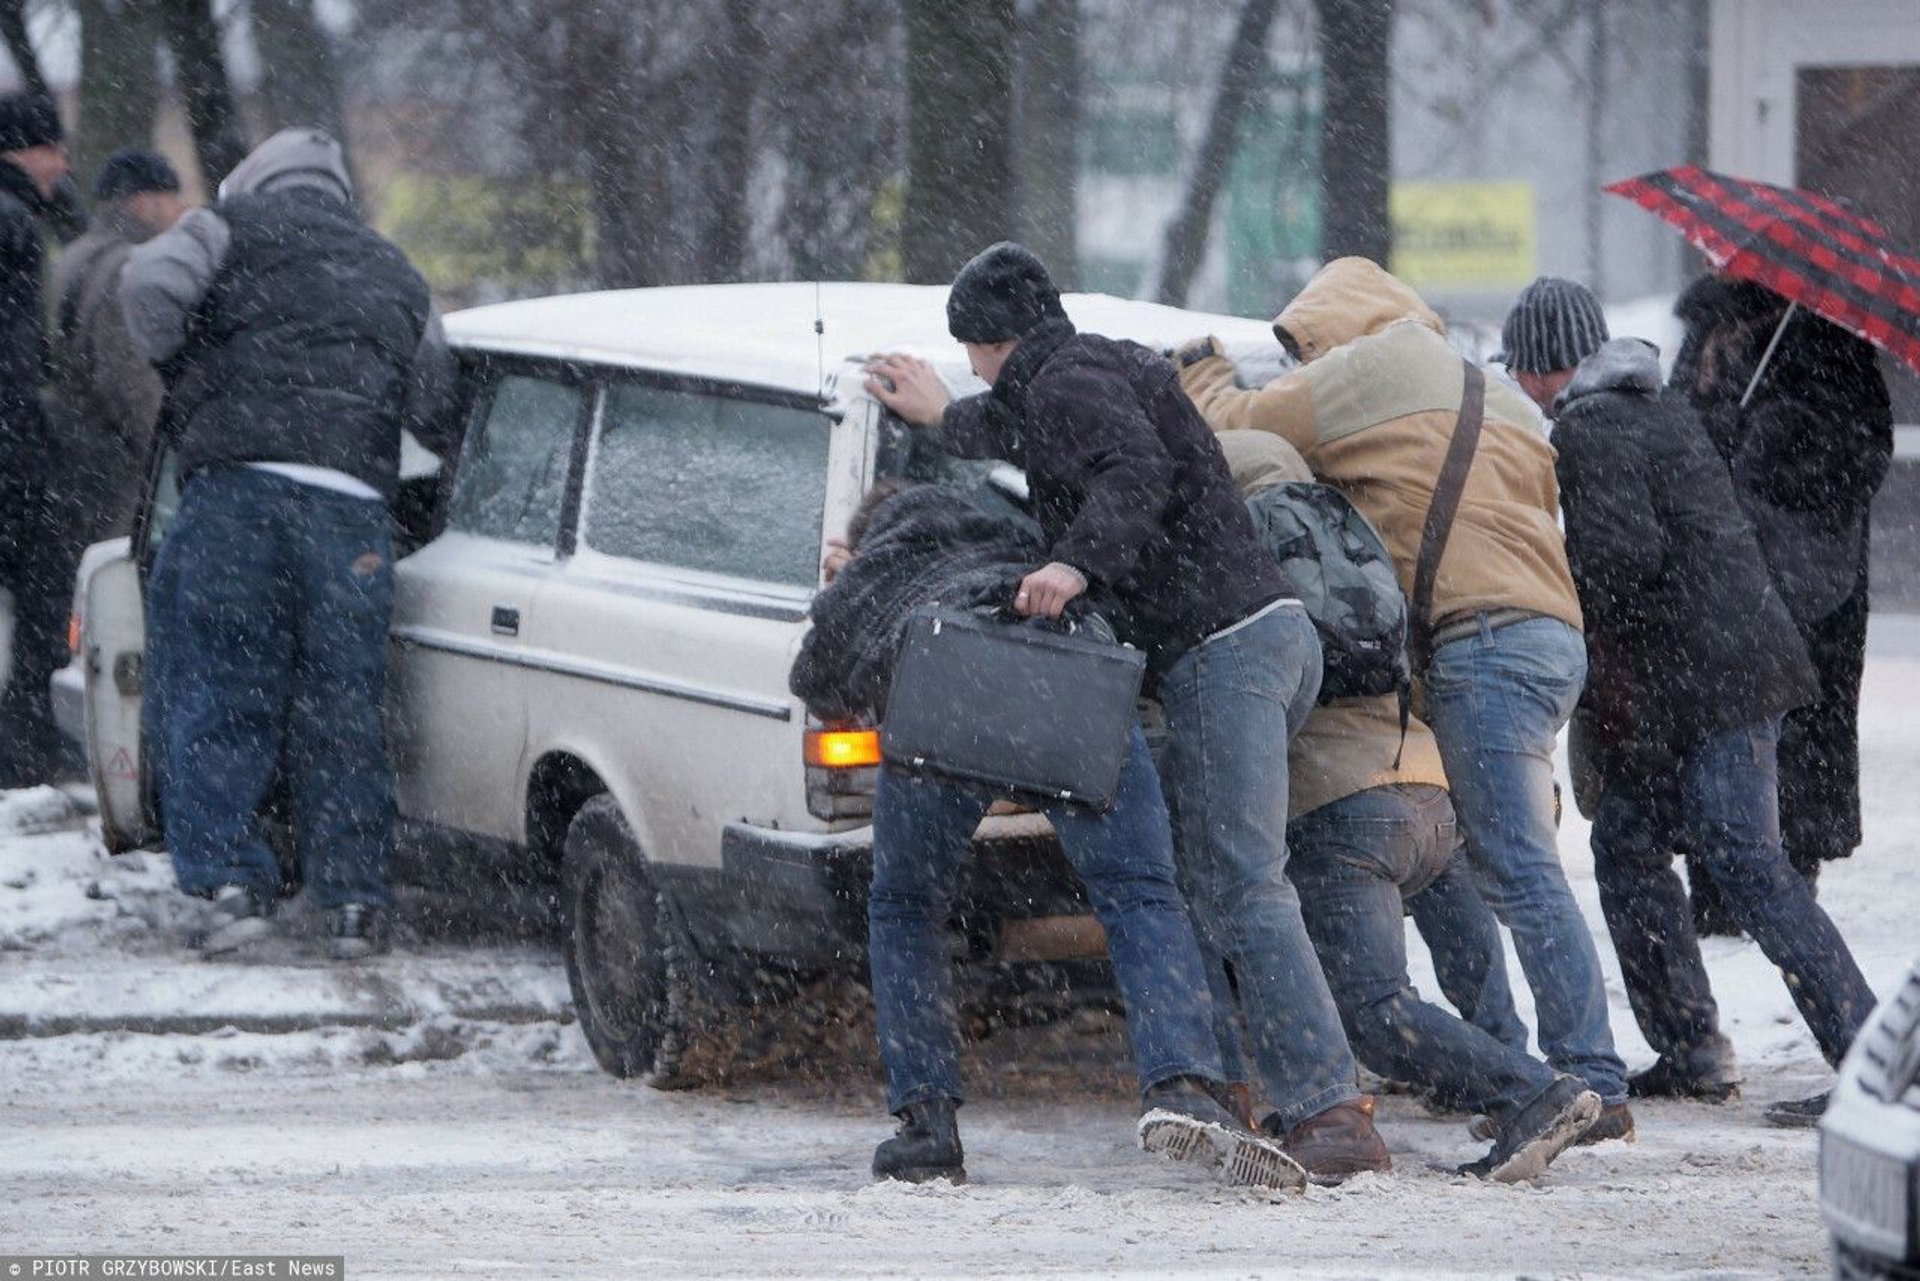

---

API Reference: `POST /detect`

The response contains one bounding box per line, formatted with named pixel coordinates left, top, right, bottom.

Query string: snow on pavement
left=5, top=620, right=1919, bottom=1277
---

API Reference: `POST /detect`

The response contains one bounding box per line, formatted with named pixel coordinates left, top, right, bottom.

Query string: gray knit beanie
left=1498, top=276, right=1610, bottom=374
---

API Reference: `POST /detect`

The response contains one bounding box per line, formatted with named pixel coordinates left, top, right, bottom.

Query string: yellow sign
left=1390, top=181, right=1536, bottom=288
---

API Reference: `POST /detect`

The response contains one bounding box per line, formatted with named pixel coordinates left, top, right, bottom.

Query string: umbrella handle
left=1739, top=300, right=1799, bottom=409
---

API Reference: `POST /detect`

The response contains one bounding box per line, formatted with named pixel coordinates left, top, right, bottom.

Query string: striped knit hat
left=1498, top=276, right=1610, bottom=374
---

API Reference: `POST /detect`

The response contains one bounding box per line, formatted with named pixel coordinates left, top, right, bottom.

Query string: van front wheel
left=560, top=795, right=697, bottom=1087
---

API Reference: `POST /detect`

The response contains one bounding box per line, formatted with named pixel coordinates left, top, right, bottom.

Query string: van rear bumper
left=657, top=814, right=1081, bottom=977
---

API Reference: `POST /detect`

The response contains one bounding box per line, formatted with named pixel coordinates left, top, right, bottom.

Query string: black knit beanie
left=95, top=148, right=181, bottom=201
left=946, top=241, right=1066, bottom=343
left=0, top=93, right=62, bottom=152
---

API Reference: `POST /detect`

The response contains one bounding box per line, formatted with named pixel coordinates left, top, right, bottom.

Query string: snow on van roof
left=442, top=281, right=1286, bottom=407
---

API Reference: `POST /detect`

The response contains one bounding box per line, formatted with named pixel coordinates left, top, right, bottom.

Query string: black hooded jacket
left=1671, top=277, right=1892, bottom=628
left=789, top=486, right=1045, bottom=723
left=1553, top=338, right=1817, bottom=769
left=936, top=318, right=1289, bottom=679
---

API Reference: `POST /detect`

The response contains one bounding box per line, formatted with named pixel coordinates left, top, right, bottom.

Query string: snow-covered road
left=6, top=619, right=1919, bottom=1278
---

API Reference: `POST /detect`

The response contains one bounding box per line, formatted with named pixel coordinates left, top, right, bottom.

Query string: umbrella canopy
left=1606, top=164, right=1920, bottom=377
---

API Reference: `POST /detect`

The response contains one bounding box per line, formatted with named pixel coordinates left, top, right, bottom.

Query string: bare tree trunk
left=1316, top=0, right=1394, bottom=264
left=566, top=0, right=657, bottom=288
left=1013, top=0, right=1080, bottom=288
left=902, top=0, right=1015, bottom=284
left=249, top=0, right=350, bottom=155
left=75, top=0, right=164, bottom=176
left=710, top=0, right=769, bottom=282
left=157, top=0, right=250, bottom=189
left=1152, top=0, right=1279, bottom=306
left=0, top=0, right=49, bottom=99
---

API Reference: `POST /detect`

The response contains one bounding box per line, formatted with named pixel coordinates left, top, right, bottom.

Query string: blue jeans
left=867, top=727, right=1223, bottom=1113
left=1158, top=605, right=1360, bottom=1129
left=148, top=466, right=396, bottom=909
left=1409, top=852, right=1530, bottom=1053
left=1593, top=718, right=1876, bottom=1069
left=1423, top=615, right=1627, bottom=1104
left=1288, top=785, right=1560, bottom=1121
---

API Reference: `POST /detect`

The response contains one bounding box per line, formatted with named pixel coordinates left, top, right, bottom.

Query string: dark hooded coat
left=1672, top=278, right=1892, bottom=863
left=789, top=486, right=1044, bottom=723
left=1553, top=338, right=1817, bottom=774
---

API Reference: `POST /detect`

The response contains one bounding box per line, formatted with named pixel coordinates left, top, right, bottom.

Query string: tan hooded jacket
left=1216, top=430, right=1449, bottom=818
left=1181, top=257, right=1582, bottom=633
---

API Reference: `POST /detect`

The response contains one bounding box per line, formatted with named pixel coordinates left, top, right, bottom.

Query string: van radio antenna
left=814, top=280, right=826, bottom=402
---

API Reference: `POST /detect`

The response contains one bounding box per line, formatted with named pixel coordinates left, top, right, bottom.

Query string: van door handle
left=490, top=606, right=520, bottom=637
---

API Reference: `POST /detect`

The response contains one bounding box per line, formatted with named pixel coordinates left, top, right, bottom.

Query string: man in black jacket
left=0, top=93, right=73, bottom=787
left=121, top=128, right=456, bottom=960
left=864, top=242, right=1388, bottom=1183
left=1552, top=335, right=1878, bottom=1124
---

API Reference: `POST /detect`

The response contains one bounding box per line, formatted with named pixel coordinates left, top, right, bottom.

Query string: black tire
left=560, top=794, right=698, bottom=1087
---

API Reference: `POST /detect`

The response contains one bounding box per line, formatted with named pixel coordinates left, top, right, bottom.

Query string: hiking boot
left=187, top=885, right=275, bottom=957
left=1763, top=1091, right=1830, bottom=1129
left=1576, top=1101, right=1637, bottom=1146
left=1138, top=1076, right=1306, bottom=1191
left=1462, top=1077, right=1602, bottom=1183
left=326, top=904, right=388, bottom=961
left=1628, top=1053, right=1741, bottom=1103
left=1268, top=1095, right=1392, bottom=1186
left=873, top=1098, right=965, bottom=1183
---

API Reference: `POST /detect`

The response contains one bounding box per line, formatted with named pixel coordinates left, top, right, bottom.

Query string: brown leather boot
left=1272, top=1095, right=1392, bottom=1185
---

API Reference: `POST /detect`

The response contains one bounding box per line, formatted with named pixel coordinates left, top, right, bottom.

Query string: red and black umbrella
left=1606, top=164, right=1920, bottom=400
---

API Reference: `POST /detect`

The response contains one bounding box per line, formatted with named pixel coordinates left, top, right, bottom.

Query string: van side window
left=586, top=382, right=829, bottom=587
left=445, top=372, right=583, bottom=547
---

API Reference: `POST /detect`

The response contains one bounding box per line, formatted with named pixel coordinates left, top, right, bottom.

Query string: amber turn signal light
left=804, top=727, right=882, bottom=769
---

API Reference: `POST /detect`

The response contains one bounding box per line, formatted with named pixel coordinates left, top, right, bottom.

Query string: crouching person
left=1216, top=431, right=1602, bottom=1180
left=790, top=483, right=1302, bottom=1190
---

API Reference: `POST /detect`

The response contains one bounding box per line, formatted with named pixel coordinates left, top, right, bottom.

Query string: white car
left=1821, top=958, right=1920, bottom=1280
left=57, top=282, right=1283, bottom=1083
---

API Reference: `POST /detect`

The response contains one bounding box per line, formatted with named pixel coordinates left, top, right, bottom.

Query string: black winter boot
left=872, top=1098, right=965, bottom=1183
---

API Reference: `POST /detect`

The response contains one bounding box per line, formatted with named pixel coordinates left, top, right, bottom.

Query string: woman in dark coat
left=1671, top=277, right=1893, bottom=926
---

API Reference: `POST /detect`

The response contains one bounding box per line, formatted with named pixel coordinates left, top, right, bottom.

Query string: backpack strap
left=1407, top=360, right=1486, bottom=675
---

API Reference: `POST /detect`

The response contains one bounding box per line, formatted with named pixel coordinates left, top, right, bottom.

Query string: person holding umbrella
left=1672, top=279, right=1890, bottom=926
left=1608, top=166, right=1911, bottom=1124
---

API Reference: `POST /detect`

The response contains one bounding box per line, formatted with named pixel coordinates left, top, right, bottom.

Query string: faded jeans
left=867, top=726, right=1224, bottom=1114
left=1288, top=784, right=1560, bottom=1121
left=1593, top=717, right=1876, bottom=1069
left=1423, top=615, right=1628, bottom=1104
left=1158, top=604, right=1361, bottom=1130
left=148, top=466, right=395, bottom=909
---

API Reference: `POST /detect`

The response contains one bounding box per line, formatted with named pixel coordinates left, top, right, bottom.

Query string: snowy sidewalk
left=0, top=788, right=573, bottom=1038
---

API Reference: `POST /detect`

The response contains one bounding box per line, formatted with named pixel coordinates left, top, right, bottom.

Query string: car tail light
left=804, top=724, right=879, bottom=820
left=66, top=611, right=82, bottom=656
left=804, top=727, right=882, bottom=769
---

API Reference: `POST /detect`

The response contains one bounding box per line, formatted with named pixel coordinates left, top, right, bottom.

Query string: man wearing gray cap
left=122, top=128, right=457, bottom=960
left=1498, top=276, right=1612, bottom=415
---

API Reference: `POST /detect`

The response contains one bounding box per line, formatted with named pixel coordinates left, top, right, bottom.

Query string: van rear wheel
left=560, top=795, right=697, bottom=1087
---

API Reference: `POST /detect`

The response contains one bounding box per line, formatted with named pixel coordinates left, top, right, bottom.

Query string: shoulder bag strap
left=1407, top=359, right=1486, bottom=673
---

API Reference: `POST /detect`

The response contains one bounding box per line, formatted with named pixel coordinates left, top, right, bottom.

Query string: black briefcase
left=881, top=606, right=1146, bottom=812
